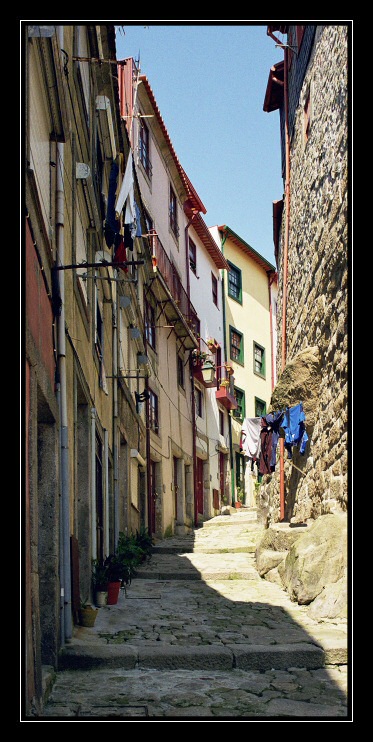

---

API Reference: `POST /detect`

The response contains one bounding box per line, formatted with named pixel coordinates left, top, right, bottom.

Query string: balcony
left=147, top=230, right=198, bottom=351
left=215, top=365, right=238, bottom=411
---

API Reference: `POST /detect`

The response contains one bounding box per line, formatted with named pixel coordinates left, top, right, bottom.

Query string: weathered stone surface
left=270, top=346, right=322, bottom=428
left=308, top=572, right=348, bottom=620
left=256, top=549, right=288, bottom=577
left=279, top=513, right=347, bottom=607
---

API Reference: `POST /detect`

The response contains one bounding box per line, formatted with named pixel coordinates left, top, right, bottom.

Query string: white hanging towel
left=115, top=150, right=135, bottom=224
left=241, top=417, right=262, bottom=460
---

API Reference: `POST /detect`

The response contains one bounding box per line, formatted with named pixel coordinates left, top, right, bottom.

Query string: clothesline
left=277, top=453, right=307, bottom=477
left=240, top=402, right=308, bottom=476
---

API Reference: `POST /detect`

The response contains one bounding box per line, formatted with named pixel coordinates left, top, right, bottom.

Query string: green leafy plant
left=191, top=349, right=215, bottom=367
left=236, top=486, right=245, bottom=503
left=92, top=559, right=109, bottom=591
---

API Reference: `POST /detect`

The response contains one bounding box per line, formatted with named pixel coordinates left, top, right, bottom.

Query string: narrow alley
left=40, top=508, right=348, bottom=720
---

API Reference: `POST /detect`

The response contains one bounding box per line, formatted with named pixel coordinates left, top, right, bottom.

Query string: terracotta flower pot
left=107, top=581, right=121, bottom=605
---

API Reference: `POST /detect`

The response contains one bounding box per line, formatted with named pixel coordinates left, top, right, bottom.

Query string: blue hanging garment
left=282, top=403, right=308, bottom=459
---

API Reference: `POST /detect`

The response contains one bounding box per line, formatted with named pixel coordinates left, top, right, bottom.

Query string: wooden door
left=196, top=457, right=204, bottom=514
left=173, top=456, right=178, bottom=520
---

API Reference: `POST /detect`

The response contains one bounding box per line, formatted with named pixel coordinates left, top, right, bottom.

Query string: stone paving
left=38, top=509, right=350, bottom=721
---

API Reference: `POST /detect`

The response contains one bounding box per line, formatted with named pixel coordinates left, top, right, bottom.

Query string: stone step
left=59, top=640, right=325, bottom=672
left=135, top=552, right=261, bottom=581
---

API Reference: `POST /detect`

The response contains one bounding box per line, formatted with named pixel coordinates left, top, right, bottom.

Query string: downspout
left=91, top=408, right=97, bottom=557
left=268, top=29, right=291, bottom=521
left=112, top=285, right=120, bottom=547
left=184, top=208, right=199, bottom=527
left=220, top=229, right=235, bottom=506
left=56, top=25, right=72, bottom=641
left=104, top=429, right=110, bottom=558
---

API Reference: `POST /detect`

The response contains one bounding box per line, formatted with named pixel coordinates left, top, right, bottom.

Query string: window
left=169, top=185, right=179, bottom=238
left=149, top=390, right=159, bottom=434
left=230, top=327, right=244, bottom=364
left=189, top=238, right=197, bottom=274
left=177, top=354, right=185, bottom=389
left=95, top=296, right=103, bottom=360
left=139, top=117, right=152, bottom=178
left=212, top=273, right=218, bottom=307
left=195, top=387, right=203, bottom=418
left=219, top=410, right=224, bottom=436
left=235, top=452, right=246, bottom=491
left=228, top=262, right=242, bottom=303
left=255, top=397, right=266, bottom=417
left=233, top=387, right=245, bottom=421
left=145, top=299, right=156, bottom=350
left=253, top=342, right=265, bottom=378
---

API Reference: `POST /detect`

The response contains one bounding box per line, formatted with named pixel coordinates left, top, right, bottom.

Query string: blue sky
left=115, top=22, right=285, bottom=266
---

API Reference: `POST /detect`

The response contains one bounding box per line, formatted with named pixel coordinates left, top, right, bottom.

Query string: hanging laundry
left=104, top=159, right=120, bottom=249
left=113, top=236, right=128, bottom=271
left=259, top=411, right=284, bottom=475
left=240, top=417, right=262, bottom=462
left=281, top=402, right=308, bottom=459
left=115, top=150, right=135, bottom=226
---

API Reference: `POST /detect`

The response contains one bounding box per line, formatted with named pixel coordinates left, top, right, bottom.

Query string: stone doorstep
left=57, top=641, right=337, bottom=672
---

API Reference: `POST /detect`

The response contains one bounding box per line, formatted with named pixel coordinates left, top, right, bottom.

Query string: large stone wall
left=261, top=26, right=348, bottom=524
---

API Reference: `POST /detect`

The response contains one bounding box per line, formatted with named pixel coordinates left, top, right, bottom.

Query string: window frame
left=149, top=389, right=159, bottom=435
left=211, top=272, right=218, bottom=307
left=233, top=386, right=245, bottom=421
left=189, top=237, right=197, bottom=275
left=195, top=386, right=203, bottom=418
left=230, top=326, right=244, bottom=365
left=139, top=116, right=152, bottom=178
left=227, top=261, right=242, bottom=303
left=253, top=341, right=266, bottom=378
left=177, top=354, right=185, bottom=389
left=255, top=397, right=267, bottom=417
left=145, top=298, right=156, bottom=350
left=169, top=184, right=179, bottom=239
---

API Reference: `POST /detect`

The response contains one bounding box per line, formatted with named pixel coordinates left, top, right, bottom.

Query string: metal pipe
left=56, top=24, right=72, bottom=641
left=112, top=289, right=119, bottom=546
left=220, top=230, right=235, bottom=505
left=91, top=408, right=97, bottom=556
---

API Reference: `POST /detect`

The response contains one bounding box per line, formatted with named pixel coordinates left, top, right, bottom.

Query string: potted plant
left=191, top=349, right=211, bottom=368
left=92, top=559, right=109, bottom=606
left=235, top=486, right=245, bottom=508
left=219, top=378, right=230, bottom=388
left=206, top=338, right=219, bottom=353
left=105, top=553, right=125, bottom=605
left=78, top=597, right=98, bottom=627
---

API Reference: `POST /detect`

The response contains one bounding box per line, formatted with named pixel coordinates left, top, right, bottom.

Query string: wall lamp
left=135, top=389, right=150, bottom=414
left=201, top=361, right=216, bottom=384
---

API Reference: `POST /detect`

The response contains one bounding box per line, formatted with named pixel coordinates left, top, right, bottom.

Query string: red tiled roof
left=139, top=74, right=207, bottom=215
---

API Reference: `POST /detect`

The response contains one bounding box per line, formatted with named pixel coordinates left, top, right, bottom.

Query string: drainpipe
left=56, top=25, right=72, bottom=641
left=268, top=30, right=291, bottom=521
left=184, top=207, right=199, bottom=526
left=220, top=229, right=235, bottom=506
left=112, top=290, right=120, bottom=547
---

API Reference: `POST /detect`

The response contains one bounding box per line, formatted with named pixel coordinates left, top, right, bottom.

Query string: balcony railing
left=148, top=230, right=197, bottom=331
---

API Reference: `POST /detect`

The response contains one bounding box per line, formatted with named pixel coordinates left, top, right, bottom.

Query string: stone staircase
left=59, top=508, right=347, bottom=673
